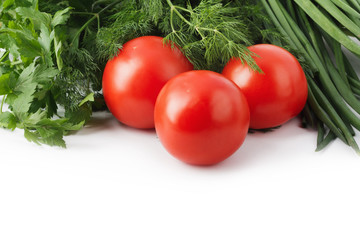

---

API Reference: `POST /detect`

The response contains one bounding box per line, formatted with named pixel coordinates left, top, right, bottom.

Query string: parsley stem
left=70, top=14, right=99, bottom=46
left=72, top=12, right=97, bottom=16
left=0, top=51, right=9, bottom=62
left=0, top=96, right=5, bottom=114
left=10, top=60, right=22, bottom=66
left=70, top=0, right=122, bottom=46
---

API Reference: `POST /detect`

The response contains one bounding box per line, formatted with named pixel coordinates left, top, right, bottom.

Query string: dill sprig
left=163, top=0, right=259, bottom=71
left=95, top=1, right=155, bottom=61
left=95, top=0, right=263, bottom=72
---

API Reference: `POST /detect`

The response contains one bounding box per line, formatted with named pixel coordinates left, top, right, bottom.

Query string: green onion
left=261, top=0, right=360, bottom=154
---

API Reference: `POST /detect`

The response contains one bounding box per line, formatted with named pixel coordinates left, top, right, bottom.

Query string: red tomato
left=154, top=70, right=250, bottom=166
left=222, top=44, right=308, bottom=129
left=102, top=36, right=193, bottom=129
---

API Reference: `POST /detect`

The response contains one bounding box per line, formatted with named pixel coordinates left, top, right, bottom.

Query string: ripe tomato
left=102, top=36, right=193, bottom=129
left=154, top=70, right=250, bottom=166
left=222, top=44, right=308, bottom=129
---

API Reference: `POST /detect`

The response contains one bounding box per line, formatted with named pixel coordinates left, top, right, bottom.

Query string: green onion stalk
left=260, top=0, right=360, bottom=153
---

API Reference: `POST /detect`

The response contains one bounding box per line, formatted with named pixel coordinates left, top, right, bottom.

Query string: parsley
left=0, top=0, right=89, bottom=147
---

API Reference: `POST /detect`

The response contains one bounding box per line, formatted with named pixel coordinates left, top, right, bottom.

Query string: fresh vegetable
left=1, top=0, right=360, bottom=155
left=154, top=70, right=250, bottom=165
left=260, top=0, right=360, bottom=152
left=102, top=36, right=193, bottom=129
left=222, top=44, right=308, bottom=129
left=0, top=0, right=262, bottom=147
left=0, top=0, right=136, bottom=146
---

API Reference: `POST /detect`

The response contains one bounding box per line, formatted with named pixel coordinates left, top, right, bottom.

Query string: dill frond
left=162, top=0, right=261, bottom=72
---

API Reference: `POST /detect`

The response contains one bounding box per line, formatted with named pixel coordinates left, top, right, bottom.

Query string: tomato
left=154, top=70, right=250, bottom=166
left=222, top=44, right=308, bottom=129
left=102, top=36, right=193, bottom=129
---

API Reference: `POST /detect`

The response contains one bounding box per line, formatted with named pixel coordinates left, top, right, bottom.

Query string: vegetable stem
left=0, top=51, right=9, bottom=62
left=0, top=97, right=5, bottom=114
left=262, top=0, right=360, bottom=153
left=166, top=0, right=192, bottom=27
left=166, top=0, right=220, bottom=41
left=294, top=0, right=360, bottom=56
left=70, top=0, right=122, bottom=46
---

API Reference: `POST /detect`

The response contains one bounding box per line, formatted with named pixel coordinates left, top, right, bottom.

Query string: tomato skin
left=102, top=36, right=193, bottom=129
left=154, top=70, right=250, bottom=166
left=222, top=44, right=308, bottom=129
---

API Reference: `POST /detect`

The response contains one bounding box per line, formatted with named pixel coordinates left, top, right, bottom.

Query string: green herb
left=0, top=0, right=81, bottom=147
left=95, top=0, right=263, bottom=72
left=2, top=0, right=360, bottom=153
left=0, top=0, right=264, bottom=147
left=260, top=0, right=360, bottom=153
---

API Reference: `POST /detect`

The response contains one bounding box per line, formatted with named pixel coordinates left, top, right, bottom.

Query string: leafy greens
left=2, top=0, right=360, bottom=153
left=0, top=0, right=269, bottom=147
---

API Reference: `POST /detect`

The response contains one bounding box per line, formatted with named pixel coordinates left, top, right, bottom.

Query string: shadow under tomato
left=203, top=118, right=317, bottom=171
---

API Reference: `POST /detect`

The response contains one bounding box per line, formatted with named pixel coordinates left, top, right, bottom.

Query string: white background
left=1, top=53, right=360, bottom=240
left=1, top=105, right=360, bottom=240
